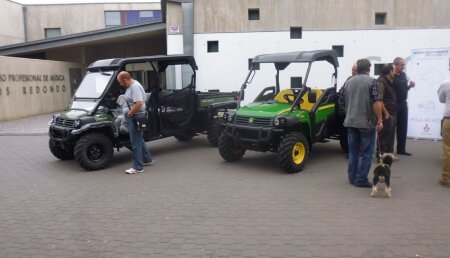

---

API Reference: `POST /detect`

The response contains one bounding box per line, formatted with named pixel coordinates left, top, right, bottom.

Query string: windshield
left=244, top=62, right=335, bottom=105
left=74, top=71, right=113, bottom=99
left=69, top=100, right=99, bottom=112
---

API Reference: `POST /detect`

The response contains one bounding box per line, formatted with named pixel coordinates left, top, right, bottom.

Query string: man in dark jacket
left=393, top=57, right=415, bottom=156
left=377, top=63, right=397, bottom=158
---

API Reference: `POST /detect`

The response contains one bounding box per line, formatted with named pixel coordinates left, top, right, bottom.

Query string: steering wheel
left=283, top=93, right=296, bottom=104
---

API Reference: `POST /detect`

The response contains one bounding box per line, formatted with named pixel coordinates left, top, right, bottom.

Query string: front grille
left=234, top=116, right=273, bottom=126
left=55, top=117, right=75, bottom=128
left=50, top=129, right=65, bottom=138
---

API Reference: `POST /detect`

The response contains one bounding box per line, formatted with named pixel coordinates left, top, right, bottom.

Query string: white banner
left=407, top=47, right=450, bottom=139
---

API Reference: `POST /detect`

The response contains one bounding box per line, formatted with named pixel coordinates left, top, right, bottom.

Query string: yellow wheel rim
left=292, top=142, right=305, bottom=164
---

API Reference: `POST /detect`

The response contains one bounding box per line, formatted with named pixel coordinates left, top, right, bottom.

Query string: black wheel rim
left=87, top=144, right=104, bottom=162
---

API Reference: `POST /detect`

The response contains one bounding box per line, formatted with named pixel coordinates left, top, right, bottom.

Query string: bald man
left=117, top=71, right=154, bottom=174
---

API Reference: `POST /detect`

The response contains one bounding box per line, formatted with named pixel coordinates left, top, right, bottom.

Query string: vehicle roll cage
left=240, top=50, right=339, bottom=110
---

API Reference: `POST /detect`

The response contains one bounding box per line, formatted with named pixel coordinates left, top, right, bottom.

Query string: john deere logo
left=248, top=117, right=254, bottom=124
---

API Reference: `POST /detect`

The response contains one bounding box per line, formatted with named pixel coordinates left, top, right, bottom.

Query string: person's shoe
left=125, top=168, right=144, bottom=174
left=355, top=182, right=372, bottom=188
left=439, top=179, right=450, bottom=188
left=397, top=151, right=412, bottom=156
left=144, top=160, right=155, bottom=166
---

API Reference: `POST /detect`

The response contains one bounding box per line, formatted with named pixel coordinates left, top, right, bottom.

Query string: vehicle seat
left=301, top=88, right=323, bottom=111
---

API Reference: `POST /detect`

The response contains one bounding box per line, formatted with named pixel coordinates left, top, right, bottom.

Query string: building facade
left=0, top=0, right=449, bottom=108
left=0, top=0, right=161, bottom=46
left=166, top=0, right=450, bottom=99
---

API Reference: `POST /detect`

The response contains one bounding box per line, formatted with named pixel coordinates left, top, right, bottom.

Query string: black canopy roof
left=88, top=55, right=198, bottom=71
left=252, top=50, right=339, bottom=68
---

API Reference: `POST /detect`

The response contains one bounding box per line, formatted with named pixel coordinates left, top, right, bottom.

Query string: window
left=374, top=63, right=386, bottom=76
left=45, top=28, right=61, bottom=38
left=291, top=77, right=303, bottom=88
left=290, top=27, right=302, bottom=39
left=105, top=12, right=121, bottom=28
left=207, top=41, right=219, bottom=53
left=105, top=10, right=162, bottom=28
left=375, top=13, right=386, bottom=25
left=248, top=59, right=260, bottom=70
left=248, top=9, right=260, bottom=20
left=332, top=45, right=344, bottom=57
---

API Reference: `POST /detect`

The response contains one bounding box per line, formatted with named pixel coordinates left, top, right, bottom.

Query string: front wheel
left=49, top=139, right=74, bottom=160
left=279, top=132, right=310, bottom=173
left=207, top=117, right=223, bottom=147
left=218, top=132, right=245, bottom=161
left=74, top=133, right=113, bottom=171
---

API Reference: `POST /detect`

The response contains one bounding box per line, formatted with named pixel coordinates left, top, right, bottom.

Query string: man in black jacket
left=377, top=63, right=397, bottom=158
left=393, top=57, right=415, bottom=156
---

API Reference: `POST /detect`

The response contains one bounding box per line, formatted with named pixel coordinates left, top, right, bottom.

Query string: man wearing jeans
left=343, top=59, right=383, bottom=188
left=117, top=71, right=154, bottom=174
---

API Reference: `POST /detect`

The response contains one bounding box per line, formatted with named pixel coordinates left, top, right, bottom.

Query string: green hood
left=59, top=109, right=89, bottom=120
left=237, top=102, right=293, bottom=118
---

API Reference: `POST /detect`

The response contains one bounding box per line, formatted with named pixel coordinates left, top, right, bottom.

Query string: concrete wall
left=191, top=29, right=450, bottom=103
left=0, top=0, right=25, bottom=46
left=166, top=1, right=183, bottom=35
left=24, top=2, right=161, bottom=41
left=0, top=56, right=83, bottom=121
left=194, top=0, right=450, bottom=33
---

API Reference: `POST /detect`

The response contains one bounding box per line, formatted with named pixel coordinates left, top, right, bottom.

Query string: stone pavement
left=0, top=113, right=54, bottom=135
left=0, top=114, right=449, bottom=258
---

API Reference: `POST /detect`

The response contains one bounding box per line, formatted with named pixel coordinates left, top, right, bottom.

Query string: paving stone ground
left=0, top=115, right=449, bottom=257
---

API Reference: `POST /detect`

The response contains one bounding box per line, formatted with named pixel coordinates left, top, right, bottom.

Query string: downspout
left=181, top=1, right=194, bottom=87
left=182, top=2, right=194, bottom=56
left=22, top=6, right=28, bottom=42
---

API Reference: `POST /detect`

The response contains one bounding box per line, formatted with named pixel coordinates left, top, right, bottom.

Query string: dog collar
left=379, top=163, right=390, bottom=168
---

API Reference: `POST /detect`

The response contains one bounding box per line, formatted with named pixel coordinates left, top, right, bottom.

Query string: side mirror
left=308, top=91, right=317, bottom=103
left=239, top=90, right=245, bottom=101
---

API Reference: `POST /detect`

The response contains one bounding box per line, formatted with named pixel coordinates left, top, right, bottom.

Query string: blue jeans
left=126, top=116, right=153, bottom=170
left=347, top=127, right=376, bottom=185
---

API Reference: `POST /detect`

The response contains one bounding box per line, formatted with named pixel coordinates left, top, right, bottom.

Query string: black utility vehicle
left=49, top=55, right=237, bottom=171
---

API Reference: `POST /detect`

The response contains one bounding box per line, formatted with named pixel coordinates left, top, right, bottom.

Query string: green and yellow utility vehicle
left=218, top=50, right=346, bottom=172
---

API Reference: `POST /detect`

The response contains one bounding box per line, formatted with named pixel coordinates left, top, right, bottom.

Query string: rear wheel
left=218, top=132, right=245, bottom=161
left=74, top=133, right=113, bottom=171
left=174, top=134, right=194, bottom=141
left=279, top=132, right=309, bottom=173
left=49, top=139, right=74, bottom=160
left=207, top=117, right=223, bottom=147
left=340, top=130, right=349, bottom=153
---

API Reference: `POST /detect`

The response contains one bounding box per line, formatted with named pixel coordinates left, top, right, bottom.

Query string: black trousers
left=396, top=102, right=408, bottom=153
left=378, top=115, right=396, bottom=154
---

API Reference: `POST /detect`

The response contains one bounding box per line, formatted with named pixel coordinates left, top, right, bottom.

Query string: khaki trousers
left=442, top=119, right=450, bottom=182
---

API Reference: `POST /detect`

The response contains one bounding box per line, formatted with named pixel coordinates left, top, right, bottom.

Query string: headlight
left=227, top=113, right=235, bottom=122
left=48, top=114, right=58, bottom=125
left=273, top=117, right=287, bottom=127
left=74, top=119, right=81, bottom=128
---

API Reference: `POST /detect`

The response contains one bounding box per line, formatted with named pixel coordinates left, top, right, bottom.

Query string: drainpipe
left=22, top=6, right=28, bottom=42
left=182, top=2, right=194, bottom=56
left=181, top=2, right=194, bottom=87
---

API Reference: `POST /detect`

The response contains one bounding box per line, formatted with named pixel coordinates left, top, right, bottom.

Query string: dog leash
left=376, top=131, right=382, bottom=164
